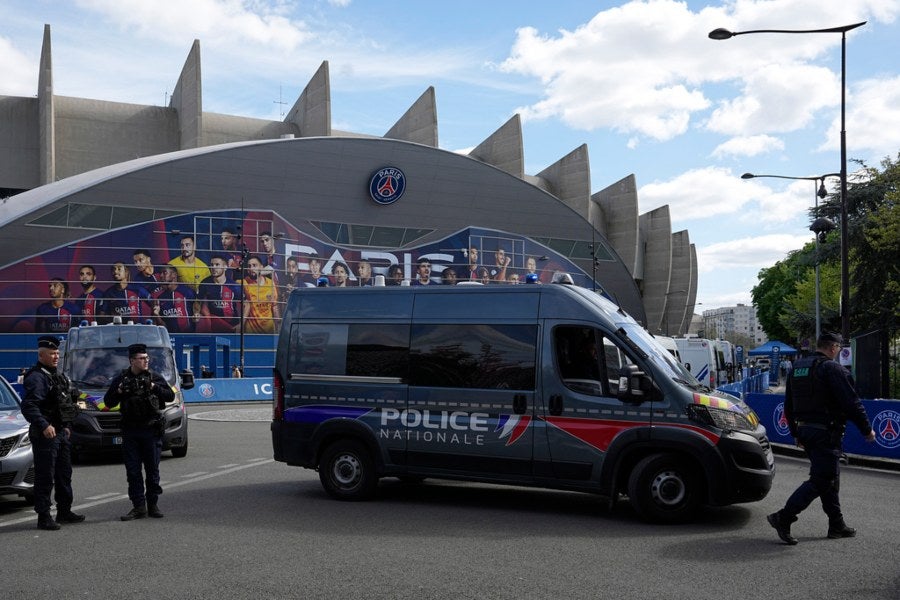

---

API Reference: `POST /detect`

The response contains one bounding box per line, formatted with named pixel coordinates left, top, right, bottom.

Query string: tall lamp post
left=711, top=21, right=865, bottom=342
left=741, top=172, right=839, bottom=340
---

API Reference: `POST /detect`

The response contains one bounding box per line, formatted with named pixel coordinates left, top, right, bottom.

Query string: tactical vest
left=118, top=370, right=160, bottom=423
left=29, top=365, right=79, bottom=424
left=788, top=355, right=833, bottom=424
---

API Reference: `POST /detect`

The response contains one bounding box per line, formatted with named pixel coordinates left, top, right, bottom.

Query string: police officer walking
left=767, top=332, right=876, bottom=545
left=103, top=343, right=174, bottom=521
left=21, top=335, right=86, bottom=530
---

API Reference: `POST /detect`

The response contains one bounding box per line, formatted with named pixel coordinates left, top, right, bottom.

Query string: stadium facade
left=0, top=25, right=699, bottom=376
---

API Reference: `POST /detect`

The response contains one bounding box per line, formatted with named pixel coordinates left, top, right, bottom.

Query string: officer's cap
left=37, top=335, right=61, bottom=349
left=818, top=331, right=843, bottom=346
left=128, top=343, right=148, bottom=356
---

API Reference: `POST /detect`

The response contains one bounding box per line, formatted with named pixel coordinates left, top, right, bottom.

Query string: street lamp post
left=711, top=21, right=865, bottom=342
left=741, top=172, right=839, bottom=340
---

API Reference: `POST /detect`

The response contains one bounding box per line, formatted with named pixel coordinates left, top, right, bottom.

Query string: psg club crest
left=369, top=166, right=406, bottom=205
left=772, top=402, right=791, bottom=437
left=872, top=410, right=900, bottom=449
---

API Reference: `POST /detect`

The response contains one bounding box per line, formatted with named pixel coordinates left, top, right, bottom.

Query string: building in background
left=702, top=304, right=767, bottom=346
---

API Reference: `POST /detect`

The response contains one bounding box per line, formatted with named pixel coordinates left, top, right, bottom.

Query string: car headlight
left=687, top=404, right=754, bottom=432
left=15, top=431, right=32, bottom=450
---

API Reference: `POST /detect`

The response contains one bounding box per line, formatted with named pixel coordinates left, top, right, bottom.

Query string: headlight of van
left=687, top=404, right=754, bottom=432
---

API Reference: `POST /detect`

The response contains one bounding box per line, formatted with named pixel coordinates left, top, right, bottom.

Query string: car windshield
left=616, top=323, right=704, bottom=389
left=67, top=347, right=176, bottom=388
left=0, top=378, right=20, bottom=410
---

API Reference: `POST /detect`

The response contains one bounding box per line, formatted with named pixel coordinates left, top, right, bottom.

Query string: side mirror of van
left=616, top=364, right=653, bottom=404
left=180, top=369, right=195, bottom=390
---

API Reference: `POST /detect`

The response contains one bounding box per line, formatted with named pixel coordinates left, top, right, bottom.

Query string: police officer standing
left=21, top=335, right=85, bottom=530
left=104, top=343, right=174, bottom=521
left=767, top=332, right=876, bottom=545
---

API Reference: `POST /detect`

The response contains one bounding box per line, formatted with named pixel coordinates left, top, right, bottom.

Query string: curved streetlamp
left=712, top=21, right=866, bottom=342
left=741, top=172, right=840, bottom=340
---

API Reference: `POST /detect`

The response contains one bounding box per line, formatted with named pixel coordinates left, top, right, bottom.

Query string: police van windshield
left=67, top=348, right=176, bottom=388
left=617, top=323, right=703, bottom=388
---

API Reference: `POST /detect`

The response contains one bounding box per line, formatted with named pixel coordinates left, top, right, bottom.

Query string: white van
left=713, top=339, right=736, bottom=384
left=674, top=337, right=718, bottom=389
left=271, top=281, right=774, bottom=522
left=653, top=335, right=681, bottom=363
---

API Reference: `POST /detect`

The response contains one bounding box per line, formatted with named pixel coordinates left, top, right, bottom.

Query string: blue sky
left=2, top=0, right=899, bottom=311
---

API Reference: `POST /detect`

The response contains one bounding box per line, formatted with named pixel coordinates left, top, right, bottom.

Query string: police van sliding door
left=401, top=292, right=539, bottom=480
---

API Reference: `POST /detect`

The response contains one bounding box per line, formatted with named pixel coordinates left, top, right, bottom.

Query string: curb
left=771, top=442, right=900, bottom=473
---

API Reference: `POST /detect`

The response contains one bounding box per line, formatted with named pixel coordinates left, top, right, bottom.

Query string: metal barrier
left=716, top=372, right=769, bottom=398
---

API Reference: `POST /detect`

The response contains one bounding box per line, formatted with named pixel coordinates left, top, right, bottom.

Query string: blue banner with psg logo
left=746, top=393, right=900, bottom=461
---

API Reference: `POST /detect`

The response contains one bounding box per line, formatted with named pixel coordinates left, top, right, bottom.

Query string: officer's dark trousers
left=122, top=426, right=162, bottom=508
left=29, top=427, right=74, bottom=516
left=783, top=426, right=842, bottom=522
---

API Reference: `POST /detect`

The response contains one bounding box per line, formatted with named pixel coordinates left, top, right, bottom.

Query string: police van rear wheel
left=627, top=453, right=701, bottom=523
left=319, top=440, right=377, bottom=501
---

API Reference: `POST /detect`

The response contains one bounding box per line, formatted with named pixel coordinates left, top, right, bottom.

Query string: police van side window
left=289, top=323, right=410, bottom=378
left=409, top=324, right=536, bottom=390
left=555, top=326, right=608, bottom=396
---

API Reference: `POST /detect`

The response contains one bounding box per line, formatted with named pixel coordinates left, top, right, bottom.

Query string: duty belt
left=796, top=421, right=829, bottom=431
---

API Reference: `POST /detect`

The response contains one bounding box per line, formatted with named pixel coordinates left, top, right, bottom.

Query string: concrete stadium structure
left=0, top=24, right=698, bottom=334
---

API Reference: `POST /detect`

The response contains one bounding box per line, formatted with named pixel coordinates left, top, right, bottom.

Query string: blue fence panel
left=183, top=377, right=272, bottom=403
left=745, top=393, right=900, bottom=461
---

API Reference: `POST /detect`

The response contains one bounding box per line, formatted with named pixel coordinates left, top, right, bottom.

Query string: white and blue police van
left=271, top=280, right=774, bottom=522
left=61, top=319, right=194, bottom=458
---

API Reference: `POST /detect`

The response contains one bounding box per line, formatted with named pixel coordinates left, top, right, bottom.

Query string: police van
left=271, top=281, right=774, bottom=522
left=60, top=319, right=194, bottom=458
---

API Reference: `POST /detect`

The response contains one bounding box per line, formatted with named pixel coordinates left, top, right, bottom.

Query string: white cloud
left=711, top=134, right=784, bottom=158
left=75, top=0, right=312, bottom=51
left=705, top=64, right=839, bottom=136
left=822, top=75, right=900, bottom=158
left=697, top=233, right=811, bottom=274
left=639, top=167, right=756, bottom=221
left=499, top=0, right=900, bottom=146
left=0, top=36, right=36, bottom=96
left=499, top=1, right=717, bottom=141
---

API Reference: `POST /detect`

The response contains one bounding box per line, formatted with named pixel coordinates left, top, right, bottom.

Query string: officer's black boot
left=37, top=512, right=60, bottom=531
left=827, top=519, right=857, bottom=539
left=147, top=504, right=164, bottom=518
left=120, top=504, right=148, bottom=521
left=767, top=511, right=798, bottom=545
left=57, top=509, right=86, bottom=524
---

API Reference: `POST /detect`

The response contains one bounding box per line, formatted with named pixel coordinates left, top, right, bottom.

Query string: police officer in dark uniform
left=767, top=332, right=876, bottom=545
left=21, top=335, right=86, bottom=530
left=103, top=343, right=174, bottom=521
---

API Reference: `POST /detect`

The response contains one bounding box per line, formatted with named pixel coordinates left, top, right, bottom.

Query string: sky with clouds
left=2, top=0, right=899, bottom=312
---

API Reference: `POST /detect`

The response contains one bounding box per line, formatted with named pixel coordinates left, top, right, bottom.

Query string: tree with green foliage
left=753, top=152, right=899, bottom=342
left=842, top=155, right=900, bottom=331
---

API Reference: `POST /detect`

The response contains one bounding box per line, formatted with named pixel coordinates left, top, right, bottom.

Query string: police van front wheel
left=627, top=453, right=701, bottom=523
left=319, top=440, right=377, bottom=501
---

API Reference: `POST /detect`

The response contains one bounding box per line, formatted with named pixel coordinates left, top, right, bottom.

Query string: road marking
left=84, top=492, right=121, bottom=501
left=218, top=464, right=240, bottom=468
left=0, top=459, right=275, bottom=528
left=181, top=472, right=209, bottom=478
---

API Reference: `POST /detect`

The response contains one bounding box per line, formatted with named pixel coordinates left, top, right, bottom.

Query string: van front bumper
left=70, top=405, right=188, bottom=454
left=715, top=430, right=776, bottom=504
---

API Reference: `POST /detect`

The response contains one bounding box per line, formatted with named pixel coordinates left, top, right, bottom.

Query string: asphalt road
left=2, top=403, right=897, bottom=600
